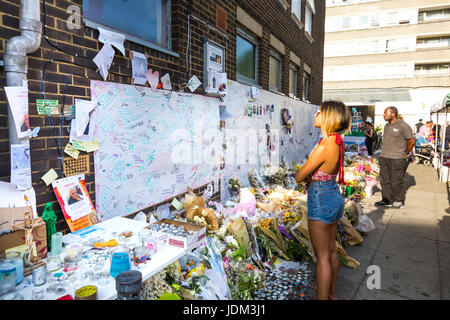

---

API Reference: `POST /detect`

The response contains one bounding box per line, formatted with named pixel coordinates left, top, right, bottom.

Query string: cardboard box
left=146, top=219, right=206, bottom=251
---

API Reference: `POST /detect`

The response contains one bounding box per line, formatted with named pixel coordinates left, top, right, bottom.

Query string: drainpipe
left=4, top=0, right=41, bottom=189
left=4, top=0, right=42, bottom=144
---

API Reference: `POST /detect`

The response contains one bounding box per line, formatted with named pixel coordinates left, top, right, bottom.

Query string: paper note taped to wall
left=131, top=51, right=148, bottom=86
left=75, top=99, right=97, bottom=137
left=36, top=99, right=59, bottom=115
left=84, top=141, right=99, bottom=153
left=98, top=26, right=125, bottom=56
left=188, top=75, right=201, bottom=92
left=64, top=143, right=80, bottom=159
left=161, top=73, right=172, bottom=90
left=93, top=42, right=115, bottom=81
left=72, top=139, right=87, bottom=151
left=10, top=144, right=31, bottom=190
left=41, top=169, right=58, bottom=186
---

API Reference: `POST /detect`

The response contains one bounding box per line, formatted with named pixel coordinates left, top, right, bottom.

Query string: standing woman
left=362, top=122, right=375, bottom=155
left=295, top=101, right=351, bottom=300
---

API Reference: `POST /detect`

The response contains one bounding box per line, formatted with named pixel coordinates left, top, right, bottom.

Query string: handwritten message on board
left=90, top=81, right=221, bottom=220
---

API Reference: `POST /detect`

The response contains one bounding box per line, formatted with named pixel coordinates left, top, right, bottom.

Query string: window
left=416, top=36, right=450, bottom=49
left=292, top=0, right=302, bottom=21
left=359, top=15, right=369, bottom=28
left=302, top=72, right=310, bottom=101
left=343, top=17, right=351, bottom=28
left=269, top=50, right=282, bottom=92
left=418, top=8, right=450, bottom=22
left=386, top=39, right=396, bottom=52
left=370, top=14, right=380, bottom=26
left=388, top=12, right=398, bottom=25
left=83, top=0, right=170, bottom=50
left=305, top=5, right=313, bottom=35
left=236, top=29, right=258, bottom=85
left=289, top=64, right=298, bottom=97
left=415, top=63, right=450, bottom=76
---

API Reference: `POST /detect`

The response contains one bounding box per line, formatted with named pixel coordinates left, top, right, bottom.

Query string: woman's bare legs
left=308, top=219, right=333, bottom=300
left=328, top=220, right=339, bottom=300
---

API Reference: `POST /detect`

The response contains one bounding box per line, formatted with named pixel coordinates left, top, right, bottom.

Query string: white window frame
left=302, top=72, right=310, bottom=101
left=289, top=64, right=298, bottom=98
left=236, top=28, right=259, bottom=86
left=269, top=50, right=282, bottom=93
left=305, top=4, right=313, bottom=36
left=291, top=0, right=302, bottom=21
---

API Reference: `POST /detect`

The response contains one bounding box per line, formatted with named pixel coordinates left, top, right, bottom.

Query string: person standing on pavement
left=415, top=119, right=424, bottom=137
left=295, top=100, right=351, bottom=300
left=375, top=107, right=416, bottom=209
left=362, top=122, right=375, bottom=155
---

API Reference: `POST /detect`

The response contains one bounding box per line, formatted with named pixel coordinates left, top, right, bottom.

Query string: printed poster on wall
left=5, top=84, right=31, bottom=139
left=52, top=174, right=97, bottom=232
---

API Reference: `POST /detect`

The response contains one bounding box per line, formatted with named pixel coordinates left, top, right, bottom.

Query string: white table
left=14, top=217, right=187, bottom=300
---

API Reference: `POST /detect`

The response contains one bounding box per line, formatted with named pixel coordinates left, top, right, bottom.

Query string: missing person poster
left=52, top=174, right=97, bottom=232
left=5, top=84, right=31, bottom=139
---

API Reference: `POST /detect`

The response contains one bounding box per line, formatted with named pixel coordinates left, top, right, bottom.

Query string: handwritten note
left=41, top=169, right=58, bottom=186
left=188, top=75, right=201, bottom=92
left=72, top=139, right=87, bottom=151
left=36, top=99, right=59, bottom=115
left=161, top=73, right=172, bottom=90
left=171, top=198, right=183, bottom=211
left=64, top=143, right=80, bottom=159
left=84, top=141, right=99, bottom=153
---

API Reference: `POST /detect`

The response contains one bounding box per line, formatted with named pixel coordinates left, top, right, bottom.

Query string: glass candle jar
left=51, top=232, right=63, bottom=256
left=46, top=254, right=62, bottom=273
left=4, top=252, right=23, bottom=285
left=32, top=266, right=46, bottom=287
left=65, top=243, right=83, bottom=261
left=133, top=246, right=147, bottom=266
left=109, top=246, right=131, bottom=278
left=0, top=259, right=16, bottom=296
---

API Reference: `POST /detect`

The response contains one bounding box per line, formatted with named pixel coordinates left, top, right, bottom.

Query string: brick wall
left=0, top=0, right=324, bottom=233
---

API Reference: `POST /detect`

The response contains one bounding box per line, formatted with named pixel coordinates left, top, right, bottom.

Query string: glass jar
left=65, top=243, right=83, bottom=261
left=139, top=229, right=158, bottom=256
left=133, top=246, right=147, bottom=266
left=4, top=252, right=23, bottom=284
left=109, top=246, right=131, bottom=278
left=46, top=254, right=62, bottom=273
left=0, top=259, right=16, bottom=296
left=32, top=266, right=46, bottom=287
left=51, top=232, right=63, bottom=256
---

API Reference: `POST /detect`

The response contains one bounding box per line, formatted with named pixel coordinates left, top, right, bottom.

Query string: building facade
left=323, top=0, right=450, bottom=129
left=0, top=0, right=325, bottom=232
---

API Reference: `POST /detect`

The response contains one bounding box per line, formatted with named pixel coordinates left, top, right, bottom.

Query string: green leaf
left=157, top=292, right=182, bottom=300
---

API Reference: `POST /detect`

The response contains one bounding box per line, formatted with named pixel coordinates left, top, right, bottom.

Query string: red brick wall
left=0, top=0, right=324, bottom=233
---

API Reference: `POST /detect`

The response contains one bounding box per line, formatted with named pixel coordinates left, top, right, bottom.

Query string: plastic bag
left=195, top=269, right=230, bottom=300
left=355, top=214, right=376, bottom=233
left=133, top=211, right=147, bottom=223
left=234, top=188, right=256, bottom=217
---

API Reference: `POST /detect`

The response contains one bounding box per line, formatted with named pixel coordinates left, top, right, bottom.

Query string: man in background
left=376, top=107, right=416, bottom=209
left=415, top=119, right=424, bottom=137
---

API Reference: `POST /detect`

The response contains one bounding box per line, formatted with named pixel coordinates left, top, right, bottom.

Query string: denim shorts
left=307, top=180, right=344, bottom=224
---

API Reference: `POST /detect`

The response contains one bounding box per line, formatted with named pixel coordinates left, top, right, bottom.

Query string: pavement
left=335, top=163, right=450, bottom=300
